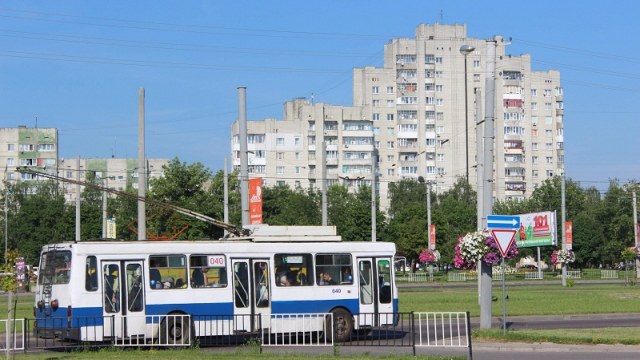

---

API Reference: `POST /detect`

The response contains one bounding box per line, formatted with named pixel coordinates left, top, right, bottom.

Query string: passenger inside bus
left=191, top=267, right=207, bottom=287
left=104, top=265, right=120, bottom=312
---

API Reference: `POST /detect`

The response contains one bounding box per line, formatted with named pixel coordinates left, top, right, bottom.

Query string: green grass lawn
left=398, top=284, right=640, bottom=316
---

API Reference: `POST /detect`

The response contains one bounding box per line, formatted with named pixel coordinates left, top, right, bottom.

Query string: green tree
left=6, top=180, right=67, bottom=264
left=262, top=184, right=320, bottom=225
left=147, top=158, right=218, bottom=240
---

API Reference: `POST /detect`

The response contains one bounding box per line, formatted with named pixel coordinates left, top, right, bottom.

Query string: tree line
left=2, top=158, right=638, bottom=270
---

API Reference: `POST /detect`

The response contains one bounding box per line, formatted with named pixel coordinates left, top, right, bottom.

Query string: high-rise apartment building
left=57, top=157, right=169, bottom=203
left=1, top=126, right=58, bottom=190
left=231, top=99, right=375, bottom=190
left=232, top=23, right=564, bottom=211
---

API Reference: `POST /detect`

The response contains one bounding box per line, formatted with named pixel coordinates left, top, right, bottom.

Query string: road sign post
left=487, top=215, right=520, bottom=334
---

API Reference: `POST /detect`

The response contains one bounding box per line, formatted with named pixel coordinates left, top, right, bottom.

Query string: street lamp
left=460, top=44, right=475, bottom=185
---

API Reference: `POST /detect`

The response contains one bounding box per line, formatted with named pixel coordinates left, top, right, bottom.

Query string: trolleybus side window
left=148, top=255, right=187, bottom=290
left=126, top=263, right=144, bottom=312
left=85, top=256, right=98, bottom=291
left=103, top=264, right=120, bottom=313
left=315, top=254, right=352, bottom=285
left=274, top=254, right=313, bottom=286
left=189, top=255, right=227, bottom=288
left=254, top=262, right=269, bottom=307
left=377, top=259, right=392, bottom=304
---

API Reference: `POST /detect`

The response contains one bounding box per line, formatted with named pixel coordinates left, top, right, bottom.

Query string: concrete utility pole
left=371, top=149, right=376, bottom=242
left=321, top=138, right=328, bottom=226
left=138, top=87, right=146, bottom=240
left=102, top=177, right=108, bottom=238
left=75, top=155, right=81, bottom=241
left=633, top=191, right=639, bottom=278
left=480, top=39, right=497, bottom=329
left=475, top=89, right=483, bottom=230
left=224, top=157, right=229, bottom=237
left=561, top=174, right=567, bottom=286
left=238, top=87, right=249, bottom=227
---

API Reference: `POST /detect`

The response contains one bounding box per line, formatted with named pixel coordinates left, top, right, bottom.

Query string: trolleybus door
left=357, top=257, right=394, bottom=327
left=231, top=259, right=271, bottom=333
left=101, top=260, right=146, bottom=340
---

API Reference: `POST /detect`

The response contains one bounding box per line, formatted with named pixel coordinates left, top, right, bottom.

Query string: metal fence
left=1, top=311, right=472, bottom=358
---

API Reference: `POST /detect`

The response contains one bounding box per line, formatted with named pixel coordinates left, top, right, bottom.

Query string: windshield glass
left=38, top=250, right=72, bottom=285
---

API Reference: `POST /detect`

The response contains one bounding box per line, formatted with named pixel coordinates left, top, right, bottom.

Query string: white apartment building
left=231, top=99, right=375, bottom=191
left=233, top=23, right=564, bottom=211
left=1, top=126, right=58, bottom=190
left=58, top=157, right=170, bottom=203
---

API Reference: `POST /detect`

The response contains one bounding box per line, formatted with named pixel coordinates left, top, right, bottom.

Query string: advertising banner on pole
left=565, top=221, right=573, bottom=251
left=515, top=211, right=557, bottom=248
left=429, top=224, right=436, bottom=250
left=249, top=178, right=263, bottom=225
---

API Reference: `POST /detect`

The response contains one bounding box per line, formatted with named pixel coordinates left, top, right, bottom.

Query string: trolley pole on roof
left=138, top=87, right=146, bottom=240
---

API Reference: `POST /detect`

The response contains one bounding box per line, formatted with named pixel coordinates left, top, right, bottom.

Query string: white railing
left=447, top=273, right=467, bottom=282
left=0, top=319, right=25, bottom=351
left=601, top=270, right=618, bottom=279
left=111, top=314, right=192, bottom=347
left=408, top=273, right=429, bottom=282
left=525, top=272, right=544, bottom=280
left=414, top=312, right=470, bottom=348
left=261, top=313, right=333, bottom=346
left=567, top=271, right=582, bottom=279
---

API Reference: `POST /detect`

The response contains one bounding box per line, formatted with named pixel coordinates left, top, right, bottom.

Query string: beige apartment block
left=0, top=126, right=58, bottom=190
left=231, top=99, right=375, bottom=192
left=232, top=23, right=564, bottom=212
left=58, top=157, right=170, bottom=203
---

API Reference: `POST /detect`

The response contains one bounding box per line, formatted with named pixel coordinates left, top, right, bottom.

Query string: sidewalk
left=473, top=340, right=640, bottom=353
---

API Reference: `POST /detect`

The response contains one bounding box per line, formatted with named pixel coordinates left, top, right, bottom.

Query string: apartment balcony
left=342, top=144, right=373, bottom=152
left=555, top=94, right=563, bottom=102
left=324, top=129, right=338, bottom=137
left=343, top=130, right=372, bottom=138
left=247, top=157, right=266, bottom=166
left=556, top=108, right=564, bottom=116
left=308, top=144, right=316, bottom=151
left=326, top=158, right=338, bottom=166
left=398, top=143, right=419, bottom=150
left=502, top=79, right=522, bottom=86
left=397, top=131, right=418, bottom=139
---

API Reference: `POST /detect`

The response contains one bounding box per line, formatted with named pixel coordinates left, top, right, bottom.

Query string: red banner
left=565, top=221, right=573, bottom=250
left=249, top=178, right=263, bottom=225
left=636, top=223, right=640, bottom=247
left=429, top=224, right=436, bottom=250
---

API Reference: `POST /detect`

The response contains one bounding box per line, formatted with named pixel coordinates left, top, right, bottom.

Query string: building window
left=7, top=158, right=14, bottom=166
left=294, top=137, right=301, bottom=145
left=473, top=60, right=480, bottom=68
left=387, top=155, right=394, bottom=162
left=435, top=71, right=443, bottom=78
left=276, top=137, right=285, bottom=145
left=295, top=152, right=300, bottom=160
left=546, top=143, right=553, bottom=150
left=295, top=166, right=301, bottom=174
left=435, top=57, right=443, bottom=64
left=386, top=100, right=394, bottom=107
left=435, top=85, right=443, bottom=92
left=437, top=153, right=444, bottom=162
left=387, top=169, right=395, bottom=176
left=545, top=116, right=553, bottom=124
left=425, top=111, right=435, bottom=120
left=387, top=141, right=395, bottom=149
left=532, top=170, right=539, bottom=178
left=387, top=113, right=394, bottom=121
left=276, top=166, right=285, bottom=175
left=37, top=144, right=55, bottom=151
left=386, top=86, right=394, bottom=94
left=7, top=144, right=15, bottom=152
left=473, top=74, right=480, bottom=82
left=436, top=112, right=444, bottom=121
left=531, top=89, right=537, bottom=97
left=545, top=103, right=552, bottom=110
left=532, top=143, right=538, bottom=150
left=532, top=156, right=539, bottom=164
left=372, top=113, right=380, bottom=121
left=19, top=144, right=35, bottom=151
left=387, top=127, right=395, bottom=135
left=546, top=157, right=553, bottom=164
left=426, top=166, right=435, bottom=175
left=546, top=170, right=554, bottom=177
left=372, top=86, right=379, bottom=94
left=373, top=100, right=380, bottom=107
left=531, top=102, right=537, bottom=110
left=277, top=152, right=284, bottom=160
left=436, top=98, right=444, bottom=106
left=545, top=129, right=553, bottom=137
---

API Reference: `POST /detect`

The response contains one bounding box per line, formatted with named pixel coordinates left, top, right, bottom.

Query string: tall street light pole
left=460, top=44, right=475, bottom=185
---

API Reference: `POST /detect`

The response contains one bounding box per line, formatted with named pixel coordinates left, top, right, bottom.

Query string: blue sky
left=1, top=1, right=638, bottom=192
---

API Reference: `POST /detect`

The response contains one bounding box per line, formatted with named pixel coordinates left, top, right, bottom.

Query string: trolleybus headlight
left=50, top=299, right=59, bottom=311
